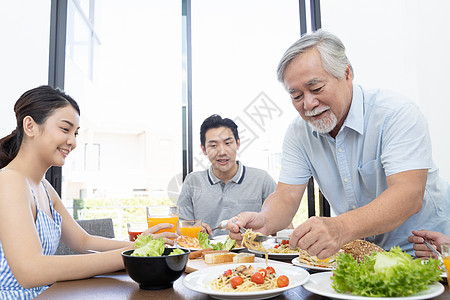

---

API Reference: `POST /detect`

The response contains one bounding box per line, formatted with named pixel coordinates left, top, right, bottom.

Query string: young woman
left=0, top=86, right=177, bottom=299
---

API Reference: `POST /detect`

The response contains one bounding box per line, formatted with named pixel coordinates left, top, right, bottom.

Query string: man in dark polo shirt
left=178, top=114, right=276, bottom=237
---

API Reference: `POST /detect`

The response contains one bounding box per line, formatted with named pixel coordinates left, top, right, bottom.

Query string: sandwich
left=341, top=239, right=385, bottom=262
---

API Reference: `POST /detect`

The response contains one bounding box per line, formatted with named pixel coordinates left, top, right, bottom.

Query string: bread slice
left=232, top=253, right=255, bottom=263
left=201, top=250, right=229, bottom=259
left=204, top=252, right=237, bottom=264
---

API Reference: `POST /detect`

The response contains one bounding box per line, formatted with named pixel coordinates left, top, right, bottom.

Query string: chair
left=55, top=218, right=115, bottom=255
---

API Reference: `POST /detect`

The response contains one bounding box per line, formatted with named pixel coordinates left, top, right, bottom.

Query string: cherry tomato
left=230, top=276, right=244, bottom=289
left=257, top=268, right=267, bottom=277
left=224, top=269, right=232, bottom=276
left=281, top=239, right=289, bottom=245
left=266, top=266, right=276, bottom=274
left=277, top=275, right=289, bottom=288
left=251, top=272, right=265, bottom=284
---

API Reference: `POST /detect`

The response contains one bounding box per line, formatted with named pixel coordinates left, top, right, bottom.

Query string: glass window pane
left=191, top=0, right=311, bottom=224
left=0, top=1, right=51, bottom=137
left=191, top=0, right=300, bottom=178
left=321, top=0, right=450, bottom=182
left=63, top=0, right=182, bottom=238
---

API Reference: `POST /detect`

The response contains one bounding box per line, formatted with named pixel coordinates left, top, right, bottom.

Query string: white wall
left=321, top=0, right=450, bottom=182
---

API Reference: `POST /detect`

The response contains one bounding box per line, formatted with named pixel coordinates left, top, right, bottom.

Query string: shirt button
left=344, top=178, right=349, bottom=183
left=338, top=148, right=343, bottom=153
left=352, top=205, right=357, bottom=209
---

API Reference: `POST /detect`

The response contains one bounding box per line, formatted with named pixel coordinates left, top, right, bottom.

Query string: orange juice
left=444, top=256, right=450, bottom=278
left=180, top=226, right=202, bottom=238
left=147, top=216, right=179, bottom=233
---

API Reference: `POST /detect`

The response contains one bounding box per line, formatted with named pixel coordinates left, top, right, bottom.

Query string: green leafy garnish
left=332, top=246, right=443, bottom=297
left=168, top=248, right=185, bottom=256
left=131, top=235, right=185, bottom=257
left=131, top=235, right=165, bottom=257
left=198, top=232, right=212, bottom=249
left=198, top=232, right=236, bottom=250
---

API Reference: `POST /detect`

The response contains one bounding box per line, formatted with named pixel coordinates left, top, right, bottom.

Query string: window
left=0, top=1, right=51, bottom=137
left=62, top=0, right=182, bottom=237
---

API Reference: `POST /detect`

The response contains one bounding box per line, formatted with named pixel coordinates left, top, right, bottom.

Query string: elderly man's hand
left=226, top=212, right=267, bottom=243
left=289, top=216, right=345, bottom=259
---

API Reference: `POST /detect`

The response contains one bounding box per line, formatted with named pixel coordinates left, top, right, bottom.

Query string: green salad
left=198, top=232, right=236, bottom=251
left=332, top=246, right=443, bottom=297
left=131, top=235, right=184, bottom=257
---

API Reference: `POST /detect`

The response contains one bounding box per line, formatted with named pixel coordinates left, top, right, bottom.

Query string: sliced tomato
left=230, top=276, right=244, bottom=289
left=251, top=272, right=265, bottom=284
left=257, top=268, right=267, bottom=277
left=281, top=239, right=289, bottom=245
left=277, top=275, right=289, bottom=288
left=274, top=244, right=280, bottom=248
left=266, top=266, right=276, bottom=274
left=223, top=269, right=232, bottom=276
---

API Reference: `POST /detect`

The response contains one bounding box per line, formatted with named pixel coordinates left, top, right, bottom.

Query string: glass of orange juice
left=146, top=205, right=179, bottom=234
left=179, top=219, right=202, bottom=238
left=441, top=244, right=450, bottom=281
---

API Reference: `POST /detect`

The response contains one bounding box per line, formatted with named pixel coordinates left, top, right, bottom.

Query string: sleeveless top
left=0, top=176, right=62, bottom=300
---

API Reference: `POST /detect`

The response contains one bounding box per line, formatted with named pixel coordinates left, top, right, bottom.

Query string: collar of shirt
left=207, top=160, right=246, bottom=185
left=312, top=84, right=365, bottom=138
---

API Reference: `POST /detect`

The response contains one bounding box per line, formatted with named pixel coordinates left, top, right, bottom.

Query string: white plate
left=303, top=272, right=444, bottom=300
left=183, top=262, right=310, bottom=300
left=291, top=257, right=335, bottom=271
left=248, top=249, right=300, bottom=260
left=176, top=237, right=244, bottom=252
left=245, top=239, right=298, bottom=259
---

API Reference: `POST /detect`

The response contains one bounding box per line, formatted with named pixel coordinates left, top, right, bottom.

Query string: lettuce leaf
left=198, top=232, right=212, bottom=249
left=169, top=248, right=185, bottom=256
left=131, top=235, right=165, bottom=257
left=198, top=232, right=236, bottom=250
left=331, top=246, right=443, bottom=297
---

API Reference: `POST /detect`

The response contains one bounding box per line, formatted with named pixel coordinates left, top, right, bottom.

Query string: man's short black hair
left=200, top=114, right=239, bottom=148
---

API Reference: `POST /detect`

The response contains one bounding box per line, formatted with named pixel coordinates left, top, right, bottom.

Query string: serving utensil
left=238, top=226, right=272, bottom=243
left=423, top=239, right=443, bottom=260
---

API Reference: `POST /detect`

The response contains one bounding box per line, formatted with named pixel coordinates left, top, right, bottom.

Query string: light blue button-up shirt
left=279, top=84, right=450, bottom=254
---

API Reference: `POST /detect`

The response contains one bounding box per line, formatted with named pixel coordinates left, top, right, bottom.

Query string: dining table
left=35, top=260, right=449, bottom=300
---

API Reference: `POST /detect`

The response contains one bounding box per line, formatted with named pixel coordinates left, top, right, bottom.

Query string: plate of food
left=241, top=229, right=303, bottom=260
left=176, top=233, right=239, bottom=252
left=183, top=262, right=310, bottom=300
left=291, top=257, right=336, bottom=271
left=303, top=272, right=444, bottom=300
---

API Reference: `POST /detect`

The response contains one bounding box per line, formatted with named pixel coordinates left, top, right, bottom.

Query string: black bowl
left=121, top=248, right=190, bottom=289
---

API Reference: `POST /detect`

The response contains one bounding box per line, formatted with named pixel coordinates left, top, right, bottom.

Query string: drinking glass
left=179, top=219, right=202, bottom=238
left=127, top=222, right=148, bottom=241
left=441, top=244, right=450, bottom=281
left=146, top=205, right=179, bottom=234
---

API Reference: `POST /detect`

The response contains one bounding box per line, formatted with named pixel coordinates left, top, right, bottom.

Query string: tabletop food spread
left=178, top=228, right=447, bottom=299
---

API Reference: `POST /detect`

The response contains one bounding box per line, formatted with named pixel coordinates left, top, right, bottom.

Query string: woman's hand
left=142, top=223, right=178, bottom=246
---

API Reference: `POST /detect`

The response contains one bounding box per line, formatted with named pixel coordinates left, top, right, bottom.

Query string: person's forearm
left=83, top=235, right=132, bottom=252
left=260, top=185, right=303, bottom=235
left=18, top=247, right=129, bottom=288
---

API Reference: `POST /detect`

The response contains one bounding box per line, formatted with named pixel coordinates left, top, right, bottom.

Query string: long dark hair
left=0, top=85, right=80, bottom=168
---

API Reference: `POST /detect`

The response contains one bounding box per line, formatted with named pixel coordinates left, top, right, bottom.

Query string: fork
left=238, top=226, right=271, bottom=243
left=211, top=220, right=228, bottom=231
left=423, top=239, right=443, bottom=260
